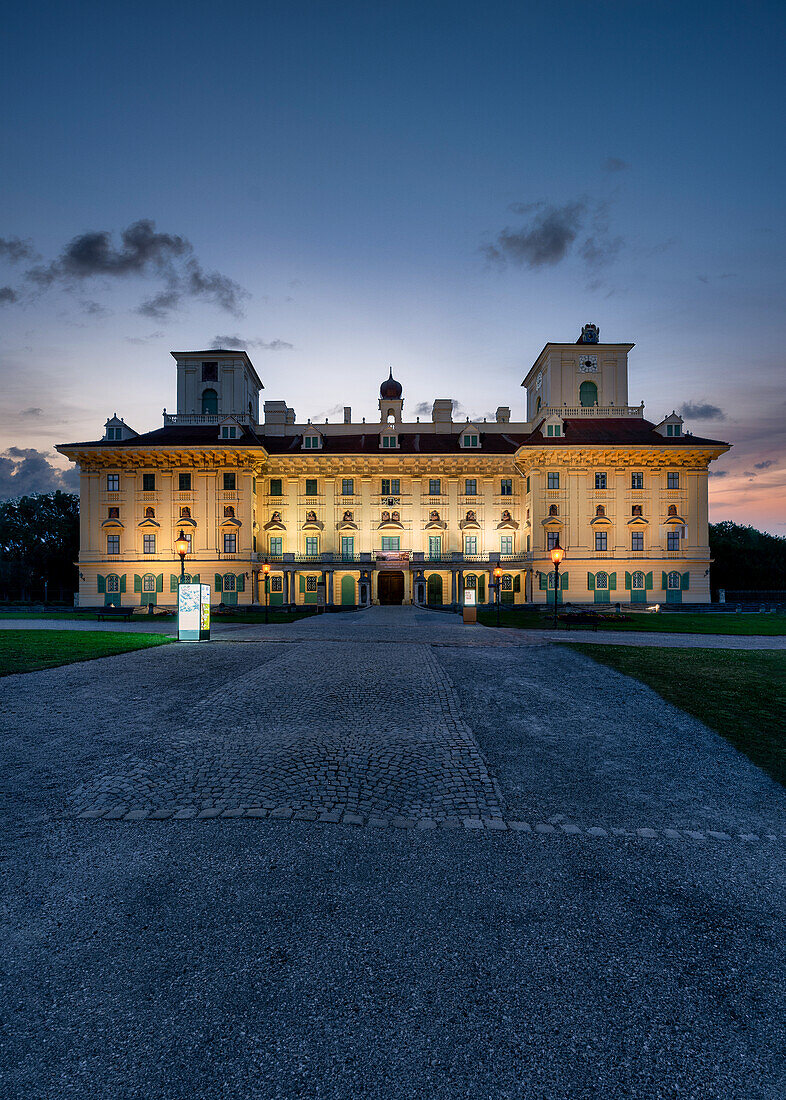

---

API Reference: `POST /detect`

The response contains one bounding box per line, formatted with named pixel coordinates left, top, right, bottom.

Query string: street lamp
left=175, top=529, right=189, bottom=583
left=262, top=560, right=270, bottom=624
left=493, top=565, right=503, bottom=628
left=549, top=539, right=565, bottom=629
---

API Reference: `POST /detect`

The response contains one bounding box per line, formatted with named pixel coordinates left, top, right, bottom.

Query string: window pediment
left=138, top=518, right=160, bottom=528
left=219, top=516, right=242, bottom=528
left=664, top=511, right=686, bottom=525
left=101, top=518, right=124, bottom=529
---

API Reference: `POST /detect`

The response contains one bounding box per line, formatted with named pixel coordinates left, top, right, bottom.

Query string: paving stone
left=103, top=807, right=128, bottom=820
left=416, top=819, right=437, bottom=830
left=342, top=813, right=364, bottom=826
left=197, top=808, right=222, bottom=819
left=269, top=809, right=293, bottom=820
left=507, top=821, right=532, bottom=832
left=707, top=831, right=731, bottom=840
left=463, top=818, right=484, bottom=830
left=124, top=810, right=149, bottom=821
left=293, top=810, right=318, bottom=821
left=246, top=809, right=268, bottom=819
left=738, top=833, right=759, bottom=841
left=560, top=824, right=581, bottom=834
left=221, top=808, right=245, bottom=818
left=78, top=809, right=106, bottom=819
left=149, top=809, right=174, bottom=820
left=484, top=819, right=507, bottom=831
left=534, top=823, right=555, bottom=834
left=662, top=829, right=683, bottom=838
left=391, top=816, right=416, bottom=829
left=636, top=828, right=658, bottom=838
left=684, top=830, right=706, bottom=840
left=586, top=827, right=608, bottom=836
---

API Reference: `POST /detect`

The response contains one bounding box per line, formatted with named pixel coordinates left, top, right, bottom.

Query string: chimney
left=495, top=406, right=511, bottom=424
left=432, top=399, right=453, bottom=434
left=344, top=407, right=351, bottom=424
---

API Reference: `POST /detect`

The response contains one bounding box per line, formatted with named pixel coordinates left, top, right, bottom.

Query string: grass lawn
left=0, top=608, right=319, bottom=624
left=477, top=607, right=786, bottom=636
left=0, top=630, right=173, bottom=677
left=565, top=644, right=786, bottom=788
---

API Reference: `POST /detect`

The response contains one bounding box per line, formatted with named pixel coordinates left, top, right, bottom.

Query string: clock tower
left=522, top=324, right=634, bottom=418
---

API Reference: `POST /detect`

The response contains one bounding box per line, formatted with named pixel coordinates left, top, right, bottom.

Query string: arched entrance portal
left=427, top=574, right=443, bottom=605
left=378, top=571, right=404, bottom=605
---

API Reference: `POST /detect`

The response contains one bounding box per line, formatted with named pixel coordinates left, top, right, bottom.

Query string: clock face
left=581, top=323, right=599, bottom=344
left=536, top=371, right=543, bottom=389
left=579, top=355, right=598, bottom=373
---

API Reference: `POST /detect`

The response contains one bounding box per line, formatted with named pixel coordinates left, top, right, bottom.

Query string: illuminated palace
left=58, top=324, right=729, bottom=609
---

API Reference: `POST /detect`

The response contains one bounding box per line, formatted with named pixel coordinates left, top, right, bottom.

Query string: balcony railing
left=163, top=412, right=254, bottom=425
left=540, top=404, right=645, bottom=418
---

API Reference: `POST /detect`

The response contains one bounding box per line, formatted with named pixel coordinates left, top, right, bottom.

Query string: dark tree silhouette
left=710, top=522, right=786, bottom=593
left=0, top=491, right=79, bottom=602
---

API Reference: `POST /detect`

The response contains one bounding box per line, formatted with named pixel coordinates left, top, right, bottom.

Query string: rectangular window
left=428, top=536, right=442, bottom=559
left=178, top=473, right=191, bottom=491
left=429, top=479, right=441, bottom=496
left=223, top=533, right=237, bottom=553
left=223, top=472, right=236, bottom=491
left=304, top=436, right=319, bottom=449
left=106, top=574, right=120, bottom=593
left=107, top=474, right=120, bottom=492
left=143, top=574, right=156, bottom=593
left=381, top=536, right=400, bottom=551
left=631, top=472, right=644, bottom=489
left=500, top=535, right=513, bottom=555
left=667, top=530, right=681, bottom=551
left=547, top=472, right=559, bottom=490
left=107, top=535, right=120, bottom=555
left=595, top=473, right=607, bottom=490
left=182, top=533, right=192, bottom=554
left=341, top=478, right=354, bottom=496
left=526, top=476, right=530, bottom=493
left=667, top=571, right=681, bottom=590
left=305, top=536, right=319, bottom=556
left=142, top=473, right=155, bottom=492
left=381, top=435, right=397, bottom=448
left=667, top=472, right=679, bottom=490
left=223, top=573, right=236, bottom=592
left=547, top=424, right=553, bottom=437
left=463, top=434, right=478, bottom=447
left=143, top=533, right=156, bottom=554
left=270, top=478, right=283, bottom=496
left=381, top=478, right=400, bottom=495
left=500, top=479, right=512, bottom=495
left=221, top=426, right=237, bottom=439
left=341, top=536, right=354, bottom=559
left=465, top=479, right=477, bottom=496
left=547, top=531, right=560, bottom=551
left=594, top=531, right=607, bottom=552
left=631, top=532, right=644, bottom=551
left=269, top=536, right=283, bottom=556
left=271, top=576, right=283, bottom=592
left=306, top=575, right=318, bottom=591
left=464, top=536, right=478, bottom=556
left=202, top=362, right=218, bottom=382
left=305, top=479, right=318, bottom=496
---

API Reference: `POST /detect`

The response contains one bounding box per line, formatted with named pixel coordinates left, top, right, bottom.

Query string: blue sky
left=1, top=0, right=784, bottom=530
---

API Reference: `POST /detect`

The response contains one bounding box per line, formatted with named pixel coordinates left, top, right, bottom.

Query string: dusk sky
left=1, top=0, right=783, bottom=532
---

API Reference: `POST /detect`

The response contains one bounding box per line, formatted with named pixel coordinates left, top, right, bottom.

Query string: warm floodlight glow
left=262, top=561, right=271, bottom=574
left=175, top=529, right=189, bottom=559
left=549, top=541, right=565, bottom=566
left=493, top=566, right=503, bottom=578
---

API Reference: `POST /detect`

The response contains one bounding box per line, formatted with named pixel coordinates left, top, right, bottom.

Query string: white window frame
left=595, top=571, right=608, bottom=590
left=223, top=533, right=237, bottom=553
left=631, top=570, right=645, bottom=590
left=142, top=573, right=156, bottom=593
left=667, top=571, right=681, bottom=590
left=223, top=573, right=236, bottom=592
left=143, top=533, right=156, bottom=554
left=500, top=535, right=513, bottom=555
left=305, top=536, right=319, bottom=556
left=269, top=536, right=283, bottom=556
left=464, top=535, right=478, bottom=556
left=107, top=474, right=120, bottom=491
left=107, top=535, right=120, bottom=555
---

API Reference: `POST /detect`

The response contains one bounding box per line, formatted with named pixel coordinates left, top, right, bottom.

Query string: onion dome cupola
left=380, top=367, right=403, bottom=400
left=379, top=367, right=404, bottom=423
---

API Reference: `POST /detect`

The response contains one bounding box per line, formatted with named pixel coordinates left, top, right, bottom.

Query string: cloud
left=22, top=219, right=248, bottom=319
left=754, top=460, right=773, bottom=469
left=603, top=157, right=629, bottom=172
left=679, top=402, right=726, bottom=421
left=412, top=400, right=463, bottom=417
left=124, top=331, right=164, bottom=344
left=80, top=299, right=109, bottom=316
left=211, top=334, right=294, bottom=351
left=0, top=286, right=18, bottom=304
left=708, top=470, right=728, bottom=478
left=483, top=198, right=623, bottom=273
left=0, top=447, right=80, bottom=500
left=20, top=407, right=43, bottom=417
left=0, top=236, right=37, bottom=262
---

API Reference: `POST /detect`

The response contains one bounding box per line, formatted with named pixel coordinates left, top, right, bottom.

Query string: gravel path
left=2, top=606, right=785, bottom=1099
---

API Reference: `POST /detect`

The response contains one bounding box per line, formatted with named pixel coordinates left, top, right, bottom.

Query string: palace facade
left=58, top=324, right=729, bottom=609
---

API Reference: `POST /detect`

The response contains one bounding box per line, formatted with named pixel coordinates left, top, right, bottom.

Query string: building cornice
left=514, top=442, right=729, bottom=471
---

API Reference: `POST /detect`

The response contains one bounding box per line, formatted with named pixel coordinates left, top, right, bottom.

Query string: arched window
left=595, top=571, right=608, bottom=590
left=535, top=396, right=541, bottom=412
left=106, top=574, right=120, bottom=593
left=145, top=506, right=155, bottom=518
left=668, top=504, right=678, bottom=516
left=596, top=504, right=605, bottom=516
left=142, top=573, right=156, bottom=593
left=631, top=570, right=645, bottom=590
left=386, top=411, right=396, bottom=424
left=464, top=574, right=477, bottom=589
left=181, top=573, right=191, bottom=585
left=201, top=388, right=218, bottom=415
left=549, top=504, right=559, bottom=516
left=501, top=574, right=513, bottom=591
left=667, top=571, right=681, bottom=590
left=223, top=574, right=236, bottom=592
left=579, top=380, right=598, bottom=407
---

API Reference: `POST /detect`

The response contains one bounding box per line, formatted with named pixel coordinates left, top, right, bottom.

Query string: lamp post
left=262, top=561, right=270, bottom=624
left=493, top=566, right=503, bottom=628
left=549, top=539, right=565, bottom=629
left=174, top=529, right=189, bottom=583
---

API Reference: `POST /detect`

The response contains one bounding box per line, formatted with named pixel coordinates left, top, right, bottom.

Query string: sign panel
left=200, top=584, right=211, bottom=640
left=178, top=583, right=202, bottom=641
left=464, top=589, right=477, bottom=606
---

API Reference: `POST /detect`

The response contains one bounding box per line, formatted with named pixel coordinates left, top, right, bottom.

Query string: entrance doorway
left=427, top=574, right=443, bottom=605
left=378, top=571, right=404, bottom=605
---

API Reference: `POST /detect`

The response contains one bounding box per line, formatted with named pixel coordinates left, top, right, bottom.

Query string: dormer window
left=380, top=434, right=398, bottom=449
left=546, top=424, right=562, bottom=437
left=221, top=425, right=238, bottom=439
left=303, top=435, right=321, bottom=449
left=461, top=433, right=479, bottom=448
left=666, top=423, right=682, bottom=437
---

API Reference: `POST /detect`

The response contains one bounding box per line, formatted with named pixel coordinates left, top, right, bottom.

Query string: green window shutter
left=120, top=575, right=126, bottom=594
left=587, top=572, right=595, bottom=591
left=97, top=574, right=106, bottom=593
left=299, top=574, right=305, bottom=592
left=192, top=573, right=199, bottom=584
left=156, top=573, right=164, bottom=593
left=539, top=573, right=547, bottom=590
left=609, top=572, right=616, bottom=591
left=170, top=575, right=179, bottom=593
left=236, top=573, right=245, bottom=592
left=625, top=571, right=632, bottom=589
left=513, top=574, right=521, bottom=592
left=662, top=571, right=668, bottom=591
left=478, top=575, right=485, bottom=601
left=134, top=574, right=142, bottom=593
left=645, top=571, right=653, bottom=590
left=560, top=572, right=568, bottom=590
left=215, top=574, right=223, bottom=592
left=681, top=571, right=690, bottom=591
